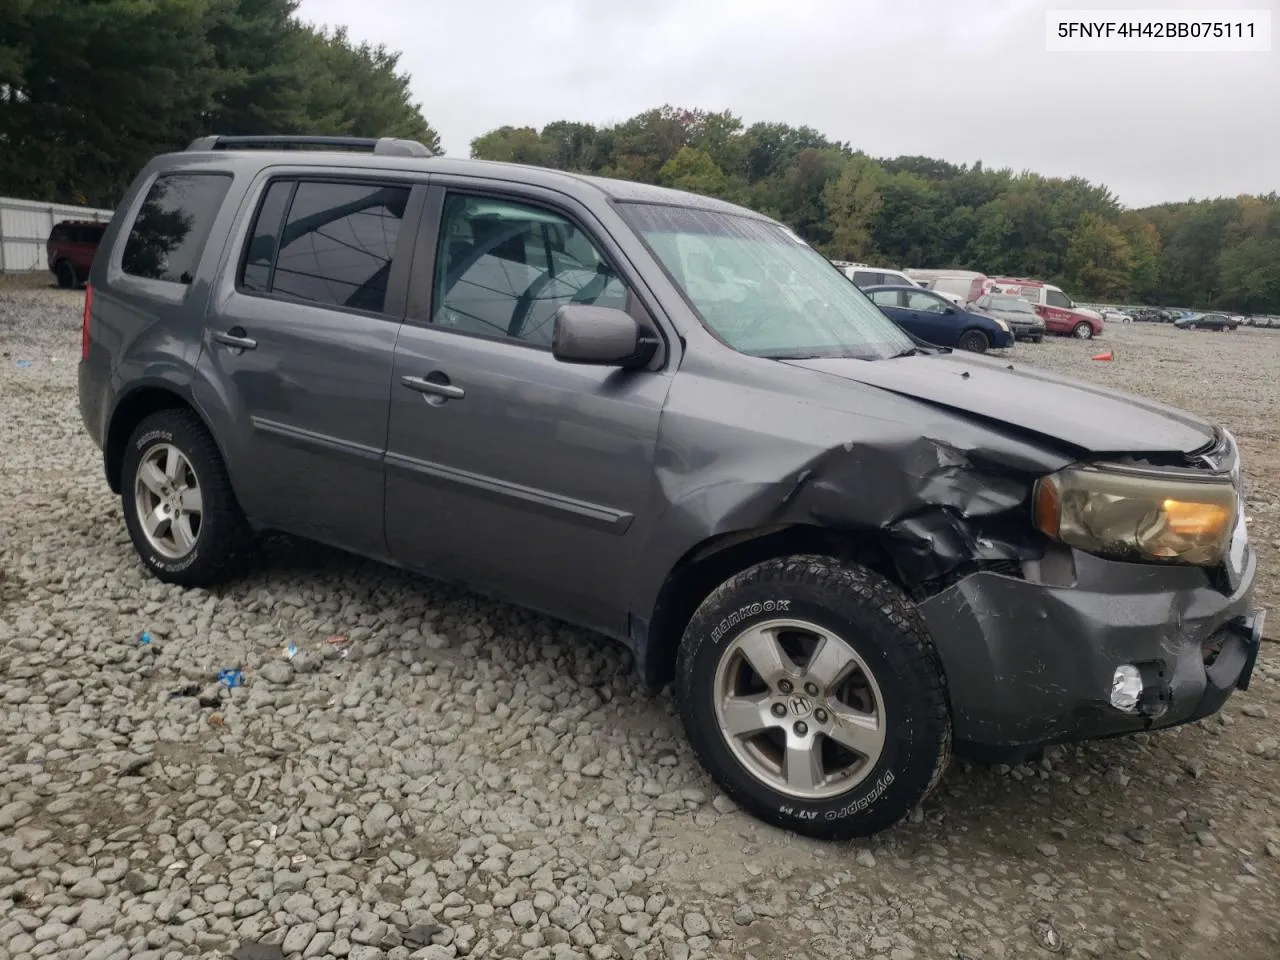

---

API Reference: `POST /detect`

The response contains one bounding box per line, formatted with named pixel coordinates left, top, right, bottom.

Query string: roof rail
left=185, top=135, right=433, bottom=158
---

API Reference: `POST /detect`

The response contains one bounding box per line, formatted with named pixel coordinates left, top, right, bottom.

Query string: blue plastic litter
left=138, top=631, right=153, bottom=645
left=218, top=668, right=245, bottom=688
left=15, top=360, right=33, bottom=368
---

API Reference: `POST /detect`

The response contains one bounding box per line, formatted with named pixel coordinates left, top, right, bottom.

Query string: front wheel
left=957, top=329, right=989, bottom=353
left=1072, top=321, right=1094, bottom=339
left=676, top=556, right=952, bottom=840
left=54, top=260, right=76, bottom=289
left=121, top=409, right=253, bottom=587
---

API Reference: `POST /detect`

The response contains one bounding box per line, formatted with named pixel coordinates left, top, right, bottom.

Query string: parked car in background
left=864, top=285, right=1014, bottom=352
left=1099, top=307, right=1133, bottom=323
left=78, top=134, right=1264, bottom=841
left=833, top=261, right=919, bottom=290
left=1175, top=312, right=1238, bottom=331
left=971, top=293, right=1046, bottom=342
left=988, top=277, right=1103, bottom=339
left=903, top=269, right=990, bottom=307
left=47, top=219, right=107, bottom=288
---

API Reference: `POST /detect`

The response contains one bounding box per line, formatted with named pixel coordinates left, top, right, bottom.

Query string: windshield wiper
left=887, top=347, right=921, bottom=358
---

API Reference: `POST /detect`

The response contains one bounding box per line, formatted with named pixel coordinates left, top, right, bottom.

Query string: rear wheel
left=676, top=556, right=952, bottom=840
left=121, top=409, right=253, bottom=587
left=54, top=260, right=76, bottom=289
left=1072, top=321, right=1094, bottom=339
left=957, top=329, right=989, bottom=353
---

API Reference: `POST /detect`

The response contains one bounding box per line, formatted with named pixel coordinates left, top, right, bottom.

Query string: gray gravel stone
left=69, top=877, right=107, bottom=898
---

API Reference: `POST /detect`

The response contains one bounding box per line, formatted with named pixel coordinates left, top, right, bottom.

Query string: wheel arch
left=634, top=523, right=906, bottom=692
left=105, top=384, right=225, bottom=495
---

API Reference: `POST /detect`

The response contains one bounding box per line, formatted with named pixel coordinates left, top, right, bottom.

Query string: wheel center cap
left=788, top=696, right=813, bottom=718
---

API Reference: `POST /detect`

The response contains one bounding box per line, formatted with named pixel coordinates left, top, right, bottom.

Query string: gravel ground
left=2, top=281, right=1279, bottom=960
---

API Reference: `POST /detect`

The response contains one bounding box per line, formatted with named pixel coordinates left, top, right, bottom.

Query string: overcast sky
left=295, top=0, right=1277, bottom=208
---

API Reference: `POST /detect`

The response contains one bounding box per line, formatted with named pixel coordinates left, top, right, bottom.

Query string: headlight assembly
left=992, top=317, right=1010, bottom=333
left=1033, top=464, right=1237, bottom=566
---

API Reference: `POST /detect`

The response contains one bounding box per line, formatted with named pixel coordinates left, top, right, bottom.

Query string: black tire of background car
left=54, top=260, right=76, bottom=289
left=1185, top=322, right=1197, bottom=330
left=121, top=409, right=254, bottom=587
left=957, top=329, right=989, bottom=353
left=675, top=555, right=953, bottom=840
left=1072, top=321, right=1094, bottom=339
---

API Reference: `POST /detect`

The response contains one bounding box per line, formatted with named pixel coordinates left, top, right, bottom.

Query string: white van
left=832, top=261, right=920, bottom=290
left=903, top=269, right=990, bottom=306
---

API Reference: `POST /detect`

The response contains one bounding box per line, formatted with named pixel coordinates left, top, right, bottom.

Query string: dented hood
left=782, top=352, right=1217, bottom=456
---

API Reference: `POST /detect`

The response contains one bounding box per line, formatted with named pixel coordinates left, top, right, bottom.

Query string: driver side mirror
left=552, top=304, right=659, bottom=368
left=943, top=305, right=957, bottom=314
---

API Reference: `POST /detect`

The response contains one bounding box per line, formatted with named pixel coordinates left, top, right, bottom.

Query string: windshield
left=985, top=295, right=1035, bottom=314
left=619, top=203, right=916, bottom=360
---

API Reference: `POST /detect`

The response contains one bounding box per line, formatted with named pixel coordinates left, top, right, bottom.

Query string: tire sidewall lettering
left=709, top=599, right=790, bottom=643
left=148, top=546, right=200, bottom=573
left=135, top=429, right=173, bottom=451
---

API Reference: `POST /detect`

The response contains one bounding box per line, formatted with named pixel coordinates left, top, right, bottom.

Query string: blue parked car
left=862, top=285, right=1014, bottom=353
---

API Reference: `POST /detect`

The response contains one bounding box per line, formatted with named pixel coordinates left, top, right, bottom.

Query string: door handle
left=213, top=330, right=258, bottom=351
left=401, top=375, right=465, bottom=400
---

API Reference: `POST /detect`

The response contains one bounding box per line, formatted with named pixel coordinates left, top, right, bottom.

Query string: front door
left=384, top=186, right=673, bottom=636
left=1040, top=288, right=1077, bottom=333
left=902, top=289, right=957, bottom=345
left=194, top=174, right=422, bottom=557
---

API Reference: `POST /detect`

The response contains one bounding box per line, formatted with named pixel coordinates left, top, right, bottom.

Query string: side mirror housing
left=552, top=304, right=658, bottom=368
left=943, top=305, right=957, bottom=314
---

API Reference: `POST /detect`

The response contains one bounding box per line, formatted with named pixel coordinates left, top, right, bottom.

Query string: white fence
left=0, top=196, right=115, bottom=274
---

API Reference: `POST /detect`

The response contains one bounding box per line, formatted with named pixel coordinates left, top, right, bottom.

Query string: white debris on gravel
left=2, top=282, right=1280, bottom=959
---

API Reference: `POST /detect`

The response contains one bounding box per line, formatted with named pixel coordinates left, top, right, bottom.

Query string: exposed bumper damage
left=918, top=545, right=1262, bottom=756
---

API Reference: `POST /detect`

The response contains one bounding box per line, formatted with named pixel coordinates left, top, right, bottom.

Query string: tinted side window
left=239, top=180, right=295, bottom=294
left=851, top=270, right=879, bottom=288
left=269, top=181, right=410, bottom=313
left=432, top=193, right=629, bottom=347
left=869, top=290, right=900, bottom=307
left=1046, top=289, right=1072, bottom=308
left=122, top=173, right=232, bottom=284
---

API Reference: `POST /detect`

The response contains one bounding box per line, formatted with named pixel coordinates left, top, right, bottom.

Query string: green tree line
left=471, top=107, right=1280, bottom=314
left=0, top=0, right=437, bottom=210
left=2, top=7, right=1275, bottom=314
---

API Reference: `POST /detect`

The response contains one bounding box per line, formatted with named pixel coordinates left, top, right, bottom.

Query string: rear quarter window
left=122, top=172, right=233, bottom=285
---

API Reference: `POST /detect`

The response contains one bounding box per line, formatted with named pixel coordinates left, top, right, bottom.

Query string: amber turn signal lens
left=1033, top=476, right=1060, bottom=538
left=1161, top=499, right=1230, bottom=537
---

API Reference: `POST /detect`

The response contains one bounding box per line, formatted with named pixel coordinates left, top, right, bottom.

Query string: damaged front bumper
left=917, top=544, right=1263, bottom=759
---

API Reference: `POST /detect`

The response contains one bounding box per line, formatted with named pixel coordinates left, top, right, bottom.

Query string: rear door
left=193, top=172, right=424, bottom=557
left=867, top=288, right=912, bottom=329
left=383, top=182, right=675, bottom=635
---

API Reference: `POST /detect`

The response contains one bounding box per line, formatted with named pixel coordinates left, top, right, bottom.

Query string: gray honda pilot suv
left=78, top=135, right=1265, bottom=839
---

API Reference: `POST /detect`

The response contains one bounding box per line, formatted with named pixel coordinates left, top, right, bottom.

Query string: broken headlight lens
left=1033, top=465, right=1237, bottom=566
